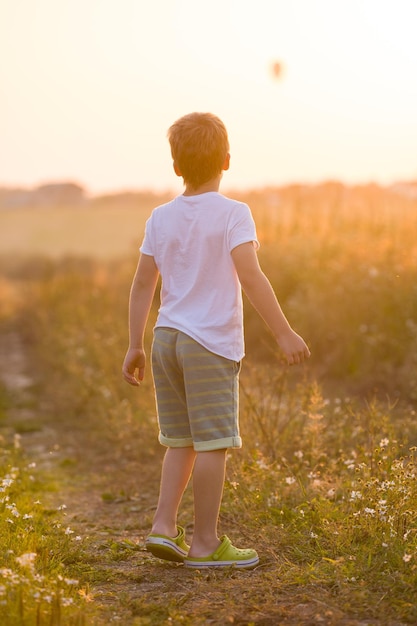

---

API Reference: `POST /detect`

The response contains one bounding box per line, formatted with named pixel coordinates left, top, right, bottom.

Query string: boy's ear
left=173, top=161, right=182, bottom=177
left=223, top=153, right=230, bottom=171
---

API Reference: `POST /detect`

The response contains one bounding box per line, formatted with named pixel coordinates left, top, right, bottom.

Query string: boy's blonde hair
left=168, top=112, right=229, bottom=189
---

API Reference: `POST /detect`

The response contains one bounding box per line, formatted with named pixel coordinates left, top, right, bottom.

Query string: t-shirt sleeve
left=228, top=203, right=260, bottom=252
left=139, top=215, right=155, bottom=256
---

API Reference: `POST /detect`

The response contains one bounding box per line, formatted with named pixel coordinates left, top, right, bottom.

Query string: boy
left=122, top=112, right=310, bottom=569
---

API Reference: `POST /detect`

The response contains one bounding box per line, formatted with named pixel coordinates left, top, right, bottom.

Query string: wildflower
left=403, top=554, right=412, bottom=563
left=15, top=552, right=37, bottom=570
left=310, top=532, right=318, bottom=539
left=350, top=490, right=363, bottom=501
left=379, top=438, right=389, bottom=448
left=75, top=536, right=82, bottom=541
left=364, top=507, right=376, bottom=516
left=64, top=527, right=74, bottom=535
left=267, top=495, right=278, bottom=507
left=294, top=450, right=303, bottom=459
left=285, top=476, right=296, bottom=485
left=0, top=568, right=20, bottom=584
left=256, top=458, right=268, bottom=470
left=23, top=514, right=33, bottom=520
left=58, top=504, right=67, bottom=511
left=78, top=588, right=94, bottom=602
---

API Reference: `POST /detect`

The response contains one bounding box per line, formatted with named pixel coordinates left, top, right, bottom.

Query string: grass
left=0, top=432, right=92, bottom=624
left=0, top=182, right=417, bottom=624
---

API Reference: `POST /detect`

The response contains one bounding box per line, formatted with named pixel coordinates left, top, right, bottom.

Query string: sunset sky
left=1, top=0, right=416, bottom=194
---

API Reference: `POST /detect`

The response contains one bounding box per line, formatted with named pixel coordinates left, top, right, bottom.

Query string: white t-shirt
left=140, top=191, right=259, bottom=361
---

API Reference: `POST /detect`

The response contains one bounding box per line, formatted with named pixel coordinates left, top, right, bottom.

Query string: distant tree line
left=0, top=182, right=173, bottom=209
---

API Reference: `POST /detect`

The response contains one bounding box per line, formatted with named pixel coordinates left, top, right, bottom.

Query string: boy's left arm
left=122, top=253, right=159, bottom=386
left=231, top=242, right=310, bottom=365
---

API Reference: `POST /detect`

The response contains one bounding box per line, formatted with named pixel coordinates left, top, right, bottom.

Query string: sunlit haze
left=1, top=0, right=417, bottom=193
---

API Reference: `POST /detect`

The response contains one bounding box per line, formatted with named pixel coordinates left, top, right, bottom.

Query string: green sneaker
left=145, top=526, right=189, bottom=563
left=184, top=535, right=259, bottom=569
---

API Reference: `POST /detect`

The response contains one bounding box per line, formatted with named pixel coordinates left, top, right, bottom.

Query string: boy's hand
left=122, top=348, right=146, bottom=386
left=277, top=329, right=311, bottom=366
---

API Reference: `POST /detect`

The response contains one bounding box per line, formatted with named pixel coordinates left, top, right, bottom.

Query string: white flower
left=350, top=490, right=362, bottom=501
left=15, top=552, right=37, bottom=569
left=64, top=527, right=74, bottom=535
left=364, top=507, right=376, bottom=516
left=285, top=476, right=296, bottom=485
left=379, top=438, right=389, bottom=448
left=403, top=554, right=412, bottom=563
left=294, top=450, right=304, bottom=459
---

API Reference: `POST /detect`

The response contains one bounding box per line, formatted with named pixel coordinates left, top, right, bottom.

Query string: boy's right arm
left=231, top=242, right=310, bottom=365
left=122, top=253, right=159, bottom=386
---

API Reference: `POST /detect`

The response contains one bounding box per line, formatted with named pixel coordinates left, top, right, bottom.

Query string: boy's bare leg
left=188, top=449, right=227, bottom=557
left=151, top=447, right=196, bottom=537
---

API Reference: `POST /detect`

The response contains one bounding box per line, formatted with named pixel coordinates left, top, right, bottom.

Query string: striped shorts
left=151, top=327, right=242, bottom=452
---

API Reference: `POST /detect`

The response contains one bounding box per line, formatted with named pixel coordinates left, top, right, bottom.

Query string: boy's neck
left=183, top=175, right=221, bottom=196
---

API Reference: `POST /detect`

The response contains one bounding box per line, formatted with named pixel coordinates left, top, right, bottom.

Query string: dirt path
left=0, top=328, right=385, bottom=626
left=0, top=328, right=166, bottom=623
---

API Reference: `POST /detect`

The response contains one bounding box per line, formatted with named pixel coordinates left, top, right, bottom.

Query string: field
left=1, top=182, right=417, bottom=625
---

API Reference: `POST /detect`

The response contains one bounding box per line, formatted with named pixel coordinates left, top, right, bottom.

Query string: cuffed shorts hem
left=158, top=433, right=242, bottom=451
left=194, top=436, right=242, bottom=451
left=158, top=433, right=194, bottom=448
